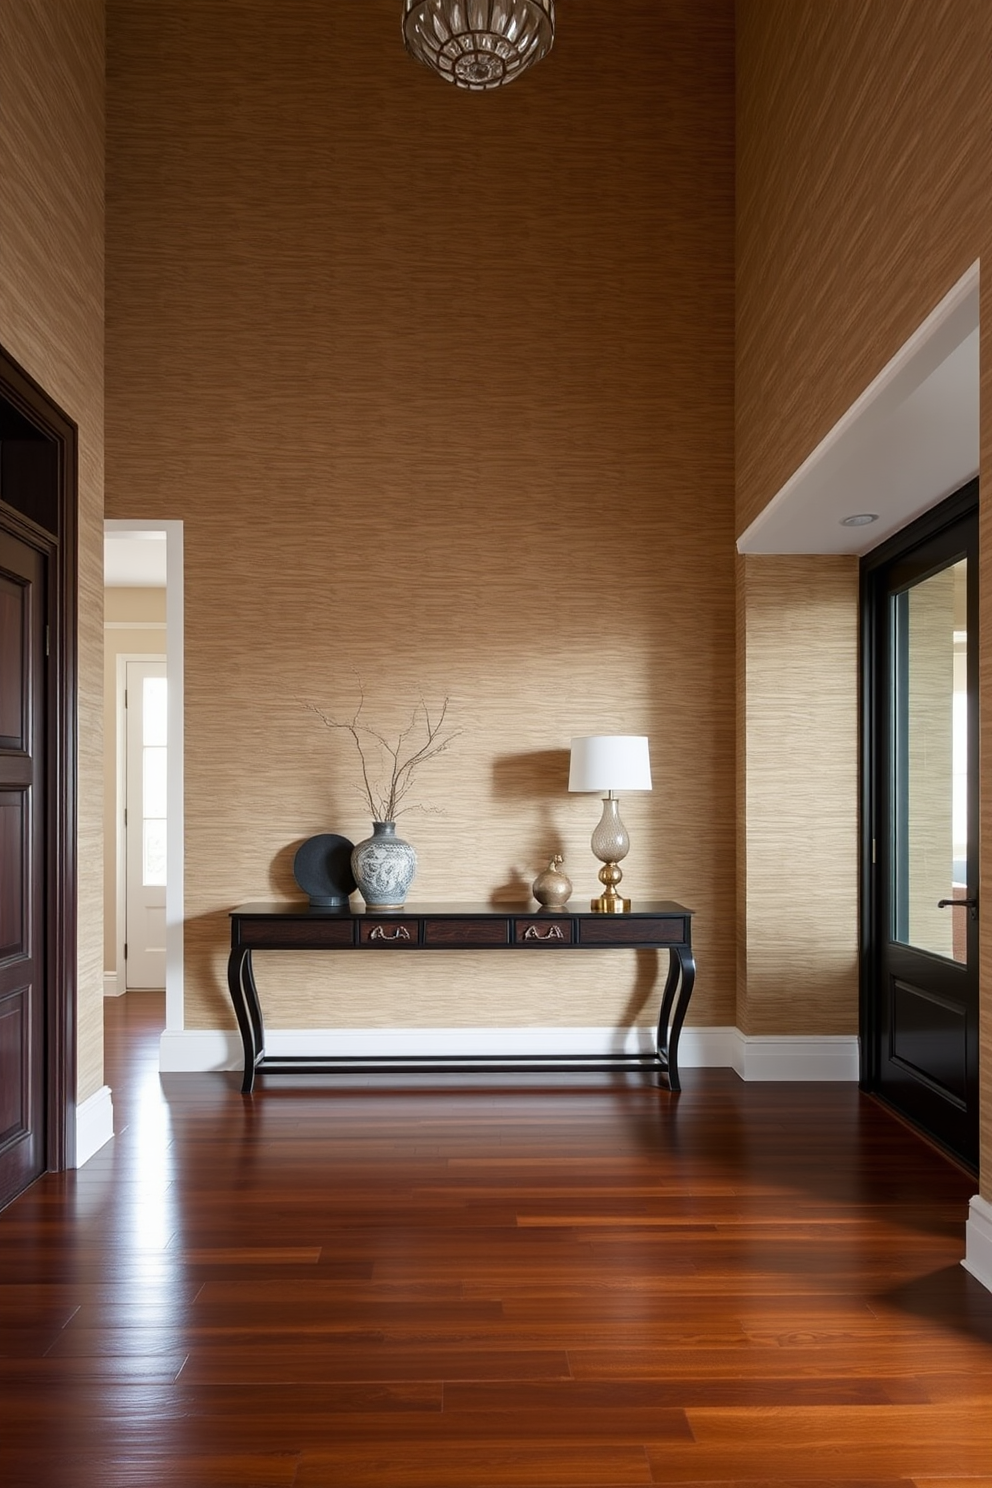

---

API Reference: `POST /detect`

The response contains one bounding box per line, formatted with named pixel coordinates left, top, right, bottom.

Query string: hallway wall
left=105, top=0, right=738, bottom=1041
left=0, top=0, right=106, bottom=1104
left=736, top=0, right=992, bottom=1194
left=736, top=555, right=860, bottom=1038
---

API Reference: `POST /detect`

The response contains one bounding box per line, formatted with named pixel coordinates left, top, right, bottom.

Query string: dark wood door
left=863, top=486, right=979, bottom=1171
left=0, top=528, right=47, bottom=1206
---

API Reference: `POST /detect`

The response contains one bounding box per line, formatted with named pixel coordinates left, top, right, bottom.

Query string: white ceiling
left=737, top=266, right=980, bottom=557
left=104, top=530, right=167, bottom=587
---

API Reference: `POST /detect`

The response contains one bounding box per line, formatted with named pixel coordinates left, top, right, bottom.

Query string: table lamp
left=568, top=735, right=652, bottom=913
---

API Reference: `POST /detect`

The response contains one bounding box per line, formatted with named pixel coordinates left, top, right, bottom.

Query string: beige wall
left=737, top=0, right=988, bottom=535
left=736, top=0, right=992, bottom=1194
left=103, top=587, right=167, bottom=976
left=105, top=1, right=737, bottom=1034
left=0, top=1, right=105, bottom=1103
left=2, top=0, right=989, bottom=1177
left=737, top=556, right=860, bottom=1037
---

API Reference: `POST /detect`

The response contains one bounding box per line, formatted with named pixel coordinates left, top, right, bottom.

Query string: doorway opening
left=103, top=521, right=184, bottom=1040
left=861, top=481, right=979, bottom=1172
left=0, top=343, right=77, bottom=1201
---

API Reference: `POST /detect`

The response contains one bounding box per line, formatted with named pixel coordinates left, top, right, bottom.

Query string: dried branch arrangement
left=303, top=686, right=460, bottom=822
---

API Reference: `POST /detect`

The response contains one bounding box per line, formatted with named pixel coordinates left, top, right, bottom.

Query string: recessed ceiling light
left=840, top=513, right=879, bottom=527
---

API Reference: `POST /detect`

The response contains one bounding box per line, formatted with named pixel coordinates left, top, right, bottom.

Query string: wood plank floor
left=1, top=992, right=991, bottom=1486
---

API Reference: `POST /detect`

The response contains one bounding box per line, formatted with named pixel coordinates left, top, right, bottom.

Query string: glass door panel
left=142, top=674, right=168, bottom=887
left=125, top=660, right=167, bottom=989
left=891, top=557, right=967, bottom=963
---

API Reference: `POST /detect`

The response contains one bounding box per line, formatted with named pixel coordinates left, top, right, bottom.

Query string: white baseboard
left=158, top=1026, right=859, bottom=1081
left=963, top=1194, right=992, bottom=1295
left=671, top=1026, right=738, bottom=1067
left=158, top=1024, right=744, bottom=1073
left=733, top=1032, right=860, bottom=1081
left=74, top=1085, right=114, bottom=1166
left=160, top=1029, right=243, bottom=1071
left=103, top=971, right=122, bottom=997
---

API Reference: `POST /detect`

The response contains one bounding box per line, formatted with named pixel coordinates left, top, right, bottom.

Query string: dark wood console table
left=228, top=901, right=695, bottom=1095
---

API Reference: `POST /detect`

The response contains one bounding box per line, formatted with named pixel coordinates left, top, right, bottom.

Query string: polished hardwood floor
left=1, top=992, right=992, bottom=1486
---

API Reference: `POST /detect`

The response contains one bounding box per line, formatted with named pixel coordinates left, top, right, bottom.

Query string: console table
left=228, top=900, right=695, bottom=1095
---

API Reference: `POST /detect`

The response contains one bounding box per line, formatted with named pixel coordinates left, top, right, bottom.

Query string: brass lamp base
left=591, top=891, right=631, bottom=914
left=591, top=861, right=630, bottom=914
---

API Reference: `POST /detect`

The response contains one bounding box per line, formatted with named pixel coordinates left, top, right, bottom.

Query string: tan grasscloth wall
left=5, top=0, right=992, bottom=1201
left=4, top=1, right=990, bottom=1196
left=737, top=0, right=992, bottom=1195
left=105, top=2, right=737, bottom=1034
left=0, top=1, right=105, bottom=1104
left=737, top=556, right=860, bottom=1039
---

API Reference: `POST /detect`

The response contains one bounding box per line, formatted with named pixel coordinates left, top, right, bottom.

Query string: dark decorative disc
left=293, top=833, right=356, bottom=907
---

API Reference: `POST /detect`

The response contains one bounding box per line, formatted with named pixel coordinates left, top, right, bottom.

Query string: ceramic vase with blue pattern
left=351, top=821, right=417, bottom=909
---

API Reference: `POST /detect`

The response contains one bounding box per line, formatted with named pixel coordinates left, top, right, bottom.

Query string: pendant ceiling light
left=403, top=1, right=554, bottom=91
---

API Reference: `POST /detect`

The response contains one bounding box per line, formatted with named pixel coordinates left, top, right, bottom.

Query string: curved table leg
left=228, top=946, right=264, bottom=1094
left=243, top=950, right=264, bottom=1069
left=656, top=944, right=696, bottom=1093
left=666, top=946, right=696, bottom=1092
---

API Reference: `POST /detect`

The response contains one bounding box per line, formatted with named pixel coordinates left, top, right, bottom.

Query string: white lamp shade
left=568, top=735, right=652, bottom=793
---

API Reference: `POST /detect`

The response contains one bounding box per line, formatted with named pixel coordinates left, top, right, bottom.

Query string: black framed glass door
left=862, top=482, right=979, bottom=1172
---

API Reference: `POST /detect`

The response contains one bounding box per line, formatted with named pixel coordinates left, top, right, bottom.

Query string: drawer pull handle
left=523, top=924, right=565, bottom=942
left=369, top=925, right=411, bottom=942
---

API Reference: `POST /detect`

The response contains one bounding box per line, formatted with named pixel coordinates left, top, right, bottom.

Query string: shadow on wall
left=185, top=908, right=238, bottom=1027
left=269, top=840, right=302, bottom=900
left=490, top=748, right=571, bottom=903
left=258, top=749, right=582, bottom=906
left=620, top=949, right=661, bottom=1037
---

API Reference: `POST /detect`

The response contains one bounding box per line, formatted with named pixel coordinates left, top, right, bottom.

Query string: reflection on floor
left=0, top=990, right=990, bottom=1486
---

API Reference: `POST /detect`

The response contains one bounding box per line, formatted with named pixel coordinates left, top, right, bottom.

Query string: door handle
left=937, top=897, right=978, bottom=921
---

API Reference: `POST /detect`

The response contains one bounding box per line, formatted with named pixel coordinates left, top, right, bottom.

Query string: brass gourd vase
left=531, top=854, right=572, bottom=908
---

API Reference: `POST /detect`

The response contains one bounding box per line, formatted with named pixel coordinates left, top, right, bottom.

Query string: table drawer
left=514, top=918, right=572, bottom=946
left=424, top=918, right=509, bottom=947
left=359, top=919, right=419, bottom=946
left=578, top=917, right=686, bottom=946
left=239, top=919, right=355, bottom=949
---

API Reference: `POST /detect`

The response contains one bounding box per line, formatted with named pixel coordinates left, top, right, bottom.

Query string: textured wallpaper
left=105, top=1, right=737, bottom=1034
left=737, top=555, right=859, bottom=1038
left=4, top=0, right=991, bottom=1191
left=737, top=0, right=992, bottom=1190
left=0, top=0, right=105, bottom=1103
left=737, top=0, right=988, bottom=535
